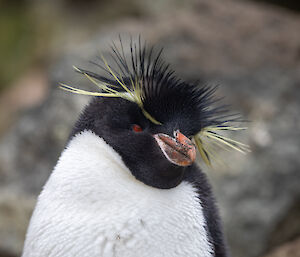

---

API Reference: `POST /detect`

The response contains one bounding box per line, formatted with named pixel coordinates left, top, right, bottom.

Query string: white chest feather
left=22, top=131, right=213, bottom=257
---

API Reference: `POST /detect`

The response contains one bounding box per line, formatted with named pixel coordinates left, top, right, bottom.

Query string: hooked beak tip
left=154, top=131, right=196, bottom=166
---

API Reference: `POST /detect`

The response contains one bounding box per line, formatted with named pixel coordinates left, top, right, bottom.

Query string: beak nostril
left=174, top=131, right=177, bottom=138
left=174, top=129, right=180, bottom=140
left=154, top=132, right=196, bottom=166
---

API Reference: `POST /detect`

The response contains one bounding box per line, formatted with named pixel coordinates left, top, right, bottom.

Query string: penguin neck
left=24, top=130, right=214, bottom=257
left=62, top=130, right=139, bottom=195
left=62, top=130, right=185, bottom=196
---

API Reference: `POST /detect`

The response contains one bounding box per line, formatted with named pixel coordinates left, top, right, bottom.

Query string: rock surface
left=263, top=237, right=300, bottom=257
left=1, top=0, right=300, bottom=256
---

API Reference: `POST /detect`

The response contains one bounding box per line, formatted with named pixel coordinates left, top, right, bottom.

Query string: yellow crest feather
left=60, top=39, right=248, bottom=168
left=60, top=55, right=162, bottom=125
left=194, top=125, right=250, bottom=167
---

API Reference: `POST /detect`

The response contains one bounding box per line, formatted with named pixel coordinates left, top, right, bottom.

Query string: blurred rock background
left=0, top=0, right=299, bottom=256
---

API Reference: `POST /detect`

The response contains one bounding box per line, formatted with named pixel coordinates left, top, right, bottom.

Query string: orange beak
left=154, top=130, right=196, bottom=166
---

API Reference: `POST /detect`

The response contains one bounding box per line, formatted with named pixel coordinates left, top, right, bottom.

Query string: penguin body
left=22, top=131, right=213, bottom=257
left=22, top=39, right=242, bottom=257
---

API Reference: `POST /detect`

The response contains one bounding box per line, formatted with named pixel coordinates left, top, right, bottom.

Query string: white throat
left=22, top=130, right=213, bottom=257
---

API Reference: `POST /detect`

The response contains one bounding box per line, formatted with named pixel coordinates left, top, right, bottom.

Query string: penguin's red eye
left=132, top=124, right=143, bottom=132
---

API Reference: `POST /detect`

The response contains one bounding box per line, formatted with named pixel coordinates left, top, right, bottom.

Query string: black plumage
left=62, top=37, right=248, bottom=257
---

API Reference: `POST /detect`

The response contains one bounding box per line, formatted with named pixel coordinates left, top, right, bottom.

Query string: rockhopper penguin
left=22, top=38, right=248, bottom=257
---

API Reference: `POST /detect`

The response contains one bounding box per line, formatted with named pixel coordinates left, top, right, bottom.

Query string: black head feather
left=62, top=37, right=249, bottom=169
left=61, top=37, right=238, bottom=256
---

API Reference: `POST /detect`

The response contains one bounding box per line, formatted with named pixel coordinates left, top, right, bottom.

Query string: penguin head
left=63, top=38, right=248, bottom=189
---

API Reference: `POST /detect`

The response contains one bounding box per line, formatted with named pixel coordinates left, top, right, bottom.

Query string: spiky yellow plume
left=60, top=39, right=249, bottom=168
left=59, top=57, right=162, bottom=125
left=194, top=125, right=250, bottom=167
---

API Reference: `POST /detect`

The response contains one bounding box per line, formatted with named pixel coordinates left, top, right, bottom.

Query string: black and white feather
left=60, top=37, right=249, bottom=167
